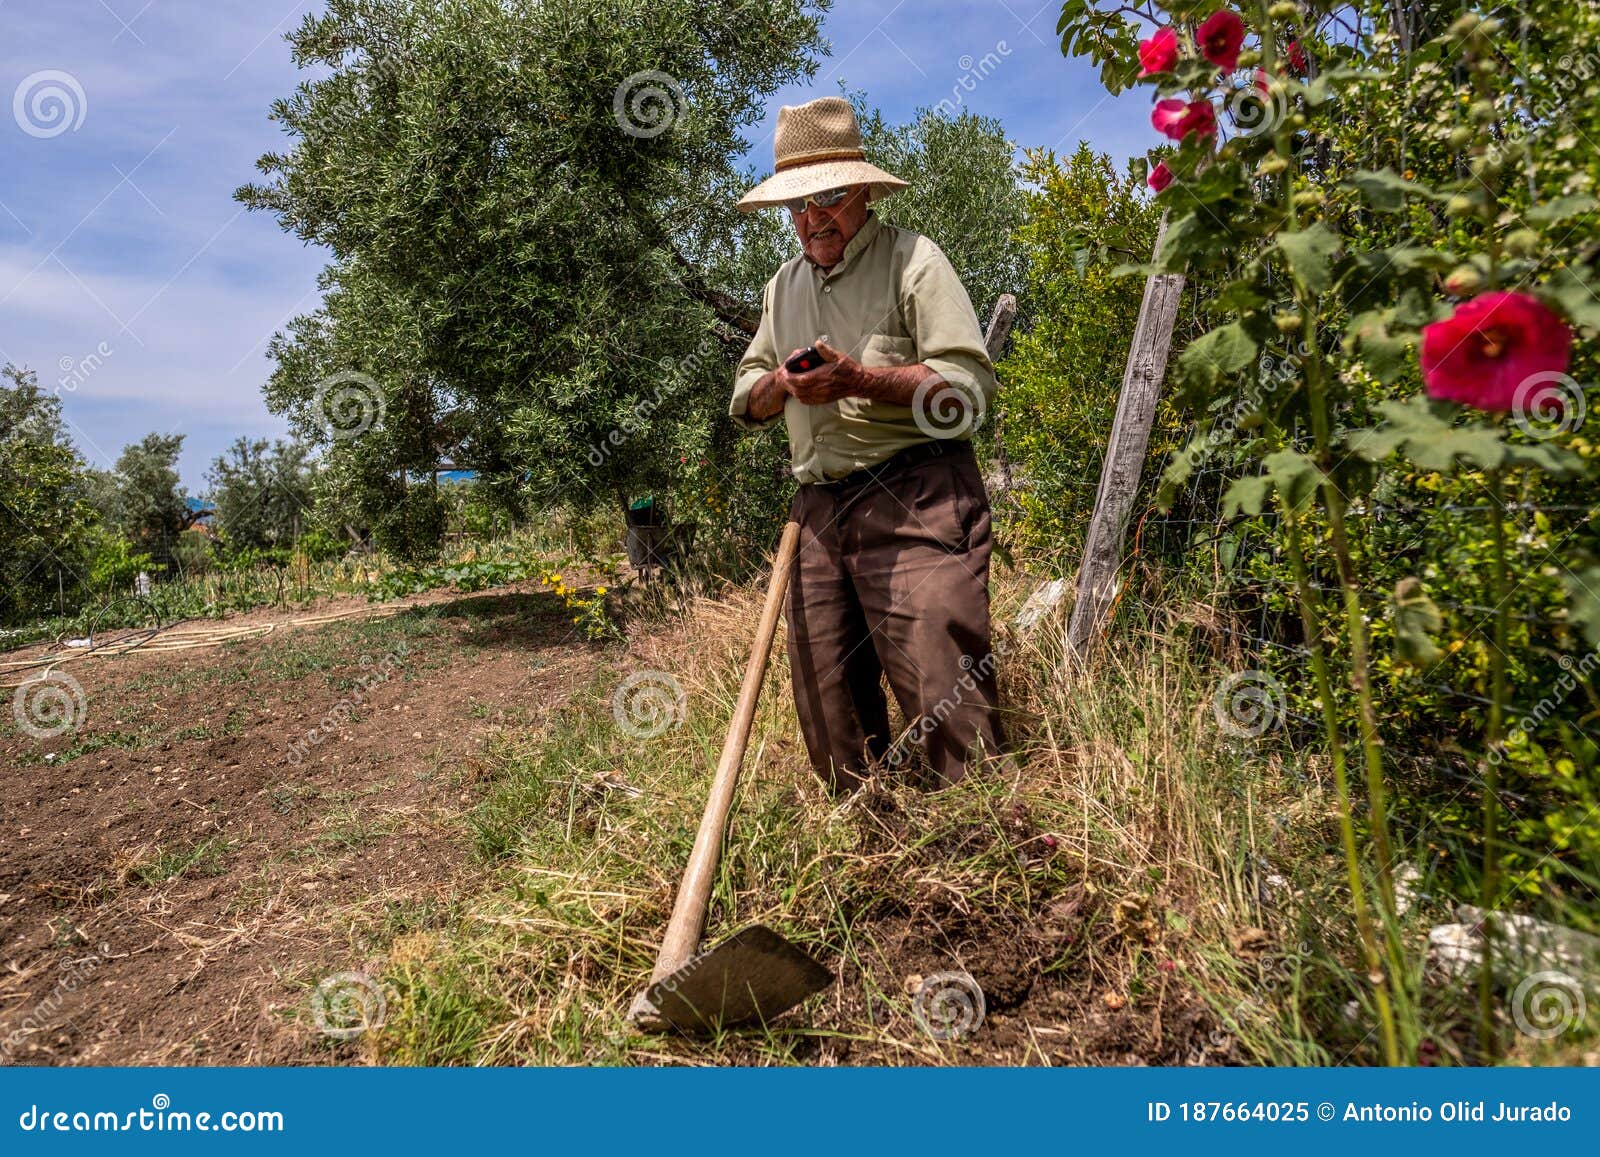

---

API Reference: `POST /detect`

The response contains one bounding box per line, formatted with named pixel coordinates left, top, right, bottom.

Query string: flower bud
left=1505, top=228, right=1541, bottom=257
left=1268, top=1, right=1300, bottom=19
left=1478, top=17, right=1503, bottom=36
left=1474, top=58, right=1498, bottom=75
left=1289, top=112, right=1307, bottom=129
left=1291, top=189, right=1322, bottom=209
left=1274, top=312, right=1303, bottom=333
left=1443, top=266, right=1483, bottom=295
left=1447, top=126, right=1474, bottom=149
left=1446, top=193, right=1480, bottom=217
left=1446, top=13, right=1481, bottom=40
left=1470, top=98, right=1496, bottom=123
left=1237, top=48, right=1261, bottom=69
left=1256, top=155, right=1289, bottom=175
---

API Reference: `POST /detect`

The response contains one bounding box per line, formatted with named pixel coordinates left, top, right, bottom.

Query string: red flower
left=1197, top=9, right=1246, bottom=71
left=1286, top=40, right=1308, bottom=75
left=1148, top=161, right=1174, bottom=192
left=1421, top=291, right=1573, bottom=412
left=1139, top=27, right=1180, bottom=76
left=1152, top=98, right=1217, bottom=141
left=1253, top=67, right=1271, bottom=93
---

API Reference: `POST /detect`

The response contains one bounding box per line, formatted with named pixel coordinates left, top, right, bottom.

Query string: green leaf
left=1158, top=433, right=1217, bottom=509
left=1502, top=440, right=1589, bottom=478
left=1561, top=566, right=1600, bottom=651
left=1178, top=323, right=1258, bottom=387
left=1542, top=266, right=1600, bottom=330
left=1345, top=395, right=1507, bottom=472
left=1343, top=309, right=1415, bottom=385
left=1222, top=475, right=1271, bottom=519
left=1275, top=223, right=1340, bottom=295
left=1526, top=194, right=1597, bottom=226
left=1263, top=448, right=1320, bottom=512
left=1394, top=286, right=1447, bottom=329
left=1344, top=169, right=1442, bottom=213
left=1392, top=577, right=1445, bottom=666
left=1357, top=245, right=1457, bottom=277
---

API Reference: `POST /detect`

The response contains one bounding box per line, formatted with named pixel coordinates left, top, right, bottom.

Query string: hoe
left=629, top=521, right=833, bottom=1033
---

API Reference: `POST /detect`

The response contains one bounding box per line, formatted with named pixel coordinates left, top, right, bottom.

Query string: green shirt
left=728, top=213, right=996, bottom=484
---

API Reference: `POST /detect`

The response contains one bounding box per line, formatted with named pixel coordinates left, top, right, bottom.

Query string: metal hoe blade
left=631, top=925, right=832, bottom=1034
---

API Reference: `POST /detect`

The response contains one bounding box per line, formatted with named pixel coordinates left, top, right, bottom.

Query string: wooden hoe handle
left=648, top=520, right=803, bottom=982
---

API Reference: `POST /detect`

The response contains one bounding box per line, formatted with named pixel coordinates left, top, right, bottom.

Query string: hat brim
left=736, top=160, right=908, bottom=212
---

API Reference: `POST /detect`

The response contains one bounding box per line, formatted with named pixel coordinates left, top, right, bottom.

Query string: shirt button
left=822, top=285, right=831, bottom=294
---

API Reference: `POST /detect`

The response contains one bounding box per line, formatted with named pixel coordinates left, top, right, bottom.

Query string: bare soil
left=0, top=584, right=591, bottom=1064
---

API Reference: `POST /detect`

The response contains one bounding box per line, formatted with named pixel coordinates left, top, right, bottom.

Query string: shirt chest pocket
left=858, top=333, right=916, bottom=368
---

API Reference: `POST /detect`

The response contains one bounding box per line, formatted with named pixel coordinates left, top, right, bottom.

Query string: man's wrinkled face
left=791, top=185, right=870, bottom=270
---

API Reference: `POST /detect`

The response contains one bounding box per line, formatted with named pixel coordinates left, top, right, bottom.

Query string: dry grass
left=345, top=566, right=1598, bottom=1066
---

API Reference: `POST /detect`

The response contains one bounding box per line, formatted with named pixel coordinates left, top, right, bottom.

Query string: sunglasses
left=783, top=186, right=852, bottom=214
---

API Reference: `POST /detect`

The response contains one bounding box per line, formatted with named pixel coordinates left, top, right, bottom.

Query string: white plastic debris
left=1015, top=578, right=1069, bottom=633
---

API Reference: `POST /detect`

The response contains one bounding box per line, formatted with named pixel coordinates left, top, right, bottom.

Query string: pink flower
left=1152, top=98, right=1218, bottom=141
left=1148, top=161, right=1174, bottom=192
left=1286, top=40, right=1308, bottom=75
left=1139, top=27, right=1180, bottom=76
left=1253, top=67, right=1270, bottom=93
left=1421, top=291, right=1573, bottom=412
left=1197, top=9, right=1246, bottom=71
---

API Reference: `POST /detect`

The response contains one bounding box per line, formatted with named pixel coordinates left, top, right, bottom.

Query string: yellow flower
left=597, top=586, right=608, bottom=595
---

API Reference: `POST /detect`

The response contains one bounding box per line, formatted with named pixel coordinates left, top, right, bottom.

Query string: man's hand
left=781, top=339, right=864, bottom=405
left=743, top=339, right=941, bottom=420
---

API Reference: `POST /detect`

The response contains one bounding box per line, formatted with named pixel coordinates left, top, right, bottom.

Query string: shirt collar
left=808, top=212, right=883, bottom=281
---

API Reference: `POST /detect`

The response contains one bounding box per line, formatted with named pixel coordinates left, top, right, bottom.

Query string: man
left=729, top=95, right=1004, bottom=793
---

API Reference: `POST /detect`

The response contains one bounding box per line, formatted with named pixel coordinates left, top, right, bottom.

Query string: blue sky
left=0, top=0, right=1149, bottom=490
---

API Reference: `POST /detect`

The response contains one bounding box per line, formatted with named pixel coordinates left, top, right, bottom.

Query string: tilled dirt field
left=1, top=585, right=592, bottom=1064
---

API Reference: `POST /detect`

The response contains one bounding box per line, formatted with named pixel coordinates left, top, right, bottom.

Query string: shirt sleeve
left=729, top=277, right=783, bottom=428
left=902, top=244, right=997, bottom=408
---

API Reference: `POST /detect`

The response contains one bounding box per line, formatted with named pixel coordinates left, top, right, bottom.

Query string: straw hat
left=737, top=96, right=908, bottom=212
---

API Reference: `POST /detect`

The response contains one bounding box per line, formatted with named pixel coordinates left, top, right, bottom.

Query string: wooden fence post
left=1063, top=218, right=1186, bottom=662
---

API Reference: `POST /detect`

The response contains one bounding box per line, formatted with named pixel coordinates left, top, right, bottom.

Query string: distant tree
left=110, top=433, right=202, bottom=568
left=204, top=437, right=319, bottom=554
left=995, top=144, right=1163, bottom=555
left=852, top=97, right=1028, bottom=322
left=0, top=366, right=100, bottom=623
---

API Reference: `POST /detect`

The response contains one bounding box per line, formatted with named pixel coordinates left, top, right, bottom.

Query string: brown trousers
left=784, top=440, right=1004, bottom=792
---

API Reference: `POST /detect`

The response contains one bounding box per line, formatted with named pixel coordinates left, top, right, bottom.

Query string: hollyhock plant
left=1420, top=291, right=1573, bottom=412
left=1148, top=161, right=1174, bottom=192
left=1197, top=9, right=1246, bottom=70
left=1152, top=98, right=1218, bottom=141
left=1286, top=40, right=1308, bottom=75
left=1139, top=27, right=1179, bottom=76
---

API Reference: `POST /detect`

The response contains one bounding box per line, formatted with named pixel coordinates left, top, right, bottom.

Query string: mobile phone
left=785, top=346, right=823, bottom=374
